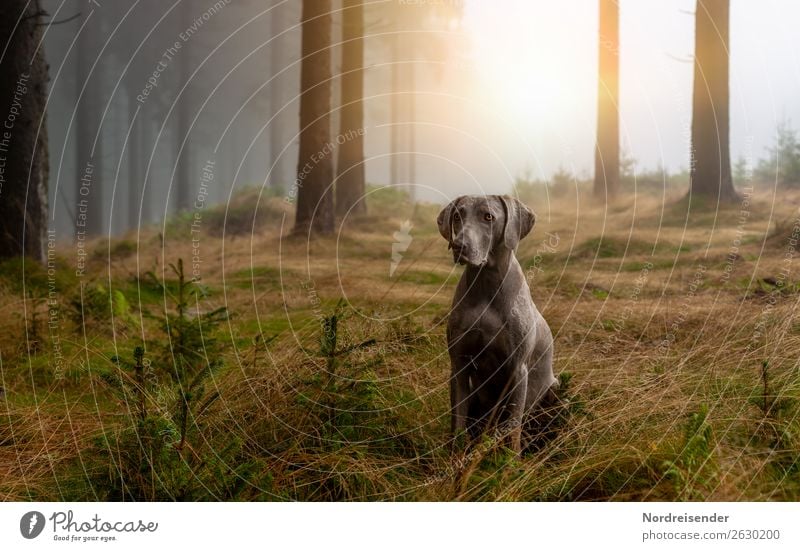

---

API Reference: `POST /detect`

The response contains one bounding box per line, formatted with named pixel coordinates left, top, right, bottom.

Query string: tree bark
left=335, top=0, right=366, bottom=217
left=269, top=0, right=302, bottom=193
left=269, top=3, right=288, bottom=192
left=689, top=0, right=738, bottom=202
left=594, top=0, right=620, bottom=200
left=76, top=7, right=103, bottom=236
left=0, top=0, right=49, bottom=262
left=405, top=48, right=416, bottom=201
left=127, top=94, right=142, bottom=229
left=175, top=0, right=193, bottom=212
left=293, top=0, right=334, bottom=235
left=390, top=29, right=401, bottom=189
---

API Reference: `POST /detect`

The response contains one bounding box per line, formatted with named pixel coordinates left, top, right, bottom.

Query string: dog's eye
left=453, top=211, right=461, bottom=222
left=484, top=213, right=494, bottom=222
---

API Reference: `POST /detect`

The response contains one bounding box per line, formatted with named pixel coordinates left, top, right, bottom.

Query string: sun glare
left=462, top=1, right=597, bottom=172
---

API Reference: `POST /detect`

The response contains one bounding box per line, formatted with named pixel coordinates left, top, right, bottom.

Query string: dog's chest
left=450, top=301, right=533, bottom=356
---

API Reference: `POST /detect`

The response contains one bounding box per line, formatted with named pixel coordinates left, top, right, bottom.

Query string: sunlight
left=462, top=0, right=597, bottom=173
left=462, top=1, right=595, bottom=124
left=462, top=0, right=800, bottom=176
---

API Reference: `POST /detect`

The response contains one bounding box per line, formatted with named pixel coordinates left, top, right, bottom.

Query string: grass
left=1, top=186, right=800, bottom=501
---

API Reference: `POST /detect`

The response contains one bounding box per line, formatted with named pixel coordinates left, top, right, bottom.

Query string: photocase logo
left=20, top=511, right=45, bottom=539
left=390, top=220, right=413, bottom=277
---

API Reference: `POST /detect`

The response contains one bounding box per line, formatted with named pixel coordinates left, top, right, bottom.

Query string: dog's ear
left=437, top=198, right=459, bottom=244
left=498, top=195, right=535, bottom=251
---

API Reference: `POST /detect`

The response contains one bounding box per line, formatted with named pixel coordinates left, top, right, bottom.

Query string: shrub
left=662, top=405, right=716, bottom=500
left=68, top=283, right=134, bottom=330
left=756, top=121, right=800, bottom=187
left=145, top=259, right=228, bottom=450
left=74, top=260, right=262, bottom=501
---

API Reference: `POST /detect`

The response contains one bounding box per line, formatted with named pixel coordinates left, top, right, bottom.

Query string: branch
left=20, top=9, right=47, bottom=23
left=39, top=12, right=82, bottom=26
left=665, top=52, right=694, bottom=64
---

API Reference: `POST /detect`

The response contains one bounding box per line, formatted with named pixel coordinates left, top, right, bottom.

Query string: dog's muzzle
left=451, top=245, right=486, bottom=267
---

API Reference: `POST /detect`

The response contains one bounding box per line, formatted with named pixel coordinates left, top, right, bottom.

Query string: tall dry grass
left=1, top=186, right=799, bottom=501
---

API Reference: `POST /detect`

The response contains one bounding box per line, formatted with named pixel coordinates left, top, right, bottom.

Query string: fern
left=662, top=405, right=715, bottom=500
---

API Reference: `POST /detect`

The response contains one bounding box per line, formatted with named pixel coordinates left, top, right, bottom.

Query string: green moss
left=572, top=236, right=689, bottom=260
left=395, top=270, right=454, bottom=286
left=0, top=256, right=78, bottom=294
left=229, top=266, right=289, bottom=289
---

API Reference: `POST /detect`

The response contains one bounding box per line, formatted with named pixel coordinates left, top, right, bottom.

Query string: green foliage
left=109, top=345, right=148, bottom=422
left=145, top=259, right=228, bottom=449
left=590, top=287, right=609, bottom=300
left=0, top=255, right=77, bottom=294
left=457, top=446, right=523, bottom=500
left=86, top=412, right=272, bottom=501
left=283, top=301, right=429, bottom=499
left=74, top=259, right=264, bottom=501
left=620, top=161, right=690, bottom=194
left=756, top=120, right=800, bottom=187
left=746, top=277, right=800, bottom=298
left=749, top=361, right=800, bottom=481
left=164, top=188, right=287, bottom=238
left=662, top=405, right=716, bottom=500
left=69, top=283, right=134, bottom=328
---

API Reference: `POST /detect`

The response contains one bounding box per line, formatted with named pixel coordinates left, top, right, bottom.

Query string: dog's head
left=437, top=195, right=535, bottom=267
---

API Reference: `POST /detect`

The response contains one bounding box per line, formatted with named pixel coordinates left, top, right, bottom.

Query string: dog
left=437, top=195, right=558, bottom=453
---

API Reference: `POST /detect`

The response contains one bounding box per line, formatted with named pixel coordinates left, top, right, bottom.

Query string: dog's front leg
left=449, top=362, right=470, bottom=451
left=503, top=364, right=528, bottom=454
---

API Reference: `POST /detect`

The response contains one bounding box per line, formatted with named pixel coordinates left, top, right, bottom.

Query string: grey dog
left=437, top=195, right=558, bottom=453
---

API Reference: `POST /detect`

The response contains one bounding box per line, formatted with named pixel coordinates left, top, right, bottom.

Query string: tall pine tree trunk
left=76, top=8, right=103, bottom=236
left=335, top=0, right=366, bottom=217
left=294, top=0, right=334, bottom=235
left=128, top=95, right=142, bottom=229
left=390, top=27, right=401, bottom=189
left=594, top=0, right=620, bottom=200
left=689, top=0, right=738, bottom=202
left=176, top=0, right=193, bottom=212
left=405, top=49, right=416, bottom=201
left=0, top=0, right=49, bottom=262
left=269, top=3, right=288, bottom=192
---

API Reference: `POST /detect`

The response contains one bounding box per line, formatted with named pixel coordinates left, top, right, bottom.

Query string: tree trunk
left=689, top=0, right=738, bottom=202
left=269, top=1, right=301, bottom=193
left=594, top=0, right=620, bottom=200
left=269, top=4, right=287, bottom=192
left=76, top=7, right=103, bottom=236
left=293, top=0, right=334, bottom=235
left=0, top=0, right=49, bottom=262
left=175, top=0, right=193, bottom=212
left=141, top=120, right=152, bottom=224
left=390, top=30, right=401, bottom=188
left=128, top=94, right=142, bottom=230
left=406, top=48, right=416, bottom=202
left=335, top=0, right=366, bottom=217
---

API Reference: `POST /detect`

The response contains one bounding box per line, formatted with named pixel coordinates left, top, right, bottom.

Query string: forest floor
left=2, top=185, right=800, bottom=501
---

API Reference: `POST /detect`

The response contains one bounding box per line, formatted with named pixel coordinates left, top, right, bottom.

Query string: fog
left=41, top=0, right=800, bottom=236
